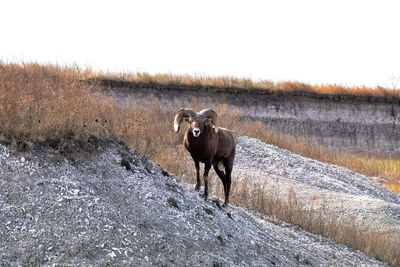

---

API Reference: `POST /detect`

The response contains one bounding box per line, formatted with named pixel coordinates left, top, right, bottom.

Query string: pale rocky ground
left=234, top=136, right=400, bottom=233
left=0, top=137, right=392, bottom=266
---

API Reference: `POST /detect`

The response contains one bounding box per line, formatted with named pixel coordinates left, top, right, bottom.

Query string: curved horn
left=199, top=109, right=219, bottom=133
left=173, top=108, right=196, bottom=132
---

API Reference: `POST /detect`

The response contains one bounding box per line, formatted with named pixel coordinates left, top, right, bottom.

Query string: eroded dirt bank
left=103, top=83, right=400, bottom=153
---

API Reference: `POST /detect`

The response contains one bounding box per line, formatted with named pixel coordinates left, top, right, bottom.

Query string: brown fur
left=184, top=121, right=236, bottom=207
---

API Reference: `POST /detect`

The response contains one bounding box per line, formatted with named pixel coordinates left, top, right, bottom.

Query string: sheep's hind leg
left=213, top=163, right=225, bottom=183
left=194, top=160, right=200, bottom=191
left=222, top=156, right=234, bottom=207
left=213, top=162, right=226, bottom=183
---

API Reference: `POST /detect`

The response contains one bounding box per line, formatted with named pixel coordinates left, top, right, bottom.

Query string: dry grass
left=1, top=62, right=400, bottom=265
left=1, top=61, right=398, bottom=186
left=384, top=183, right=400, bottom=193
left=232, top=120, right=400, bottom=186
left=90, top=70, right=400, bottom=98
left=0, top=62, right=150, bottom=149
left=230, top=178, right=400, bottom=266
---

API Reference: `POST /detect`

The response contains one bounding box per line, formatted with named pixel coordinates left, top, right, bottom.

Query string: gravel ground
left=0, top=138, right=389, bottom=266
left=235, top=136, right=400, bottom=232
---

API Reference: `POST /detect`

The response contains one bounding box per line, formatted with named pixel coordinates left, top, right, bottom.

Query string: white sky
left=1, top=0, right=400, bottom=87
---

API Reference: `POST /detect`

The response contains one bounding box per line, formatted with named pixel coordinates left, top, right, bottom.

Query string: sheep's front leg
left=194, top=160, right=200, bottom=191
left=203, top=162, right=212, bottom=200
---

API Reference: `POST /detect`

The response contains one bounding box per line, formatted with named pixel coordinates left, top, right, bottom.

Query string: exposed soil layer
left=93, top=80, right=400, bottom=153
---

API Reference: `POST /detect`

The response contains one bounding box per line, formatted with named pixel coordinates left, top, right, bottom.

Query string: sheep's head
left=173, top=108, right=219, bottom=137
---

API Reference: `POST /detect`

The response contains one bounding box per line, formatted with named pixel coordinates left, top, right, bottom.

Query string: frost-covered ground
left=0, top=137, right=389, bottom=266
left=235, top=136, right=400, bottom=232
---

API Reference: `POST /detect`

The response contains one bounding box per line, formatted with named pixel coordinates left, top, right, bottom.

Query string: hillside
left=0, top=138, right=389, bottom=266
left=101, top=80, right=400, bottom=154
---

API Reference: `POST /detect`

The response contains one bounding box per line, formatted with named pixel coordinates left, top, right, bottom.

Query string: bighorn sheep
left=174, top=108, right=236, bottom=207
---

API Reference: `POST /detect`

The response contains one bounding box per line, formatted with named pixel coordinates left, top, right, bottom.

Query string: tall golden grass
left=91, top=70, right=400, bottom=98
left=1, top=62, right=399, bottom=265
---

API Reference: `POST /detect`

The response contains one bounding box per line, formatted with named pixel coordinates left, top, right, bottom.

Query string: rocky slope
left=0, top=138, right=389, bottom=266
left=235, top=136, right=400, bottom=233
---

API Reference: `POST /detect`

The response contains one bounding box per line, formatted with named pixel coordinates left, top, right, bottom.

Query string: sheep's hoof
left=222, top=202, right=229, bottom=208
left=202, top=193, right=208, bottom=200
left=195, top=184, right=200, bottom=191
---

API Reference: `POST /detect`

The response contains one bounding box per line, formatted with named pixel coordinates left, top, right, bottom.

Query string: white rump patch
left=218, top=161, right=224, bottom=170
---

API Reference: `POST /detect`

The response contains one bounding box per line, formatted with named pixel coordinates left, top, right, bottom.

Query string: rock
left=167, top=197, right=179, bottom=209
